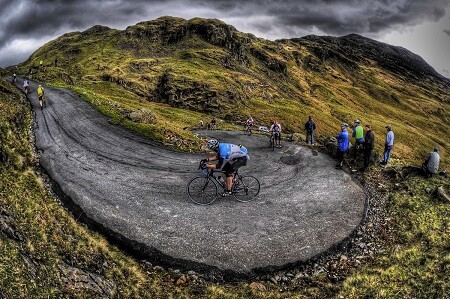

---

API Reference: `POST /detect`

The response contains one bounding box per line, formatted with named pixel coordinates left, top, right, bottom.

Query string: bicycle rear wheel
left=187, top=176, right=218, bottom=205
left=232, top=175, right=260, bottom=202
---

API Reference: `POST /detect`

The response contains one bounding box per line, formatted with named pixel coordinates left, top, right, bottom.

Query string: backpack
left=273, top=124, right=280, bottom=132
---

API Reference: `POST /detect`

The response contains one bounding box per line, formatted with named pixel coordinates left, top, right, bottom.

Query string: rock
left=153, top=265, right=164, bottom=271
left=128, top=108, right=157, bottom=124
left=425, top=188, right=432, bottom=194
left=435, top=186, right=450, bottom=203
left=187, top=270, right=196, bottom=275
left=249, top=282, right=267, bottom=291
left=176, top=275, right=188, bottom=286
left=270, top=277, right=278, bottom=284
left=59, top=263, right=117, bottom=298
left=439, top=170, right=448, bottom=178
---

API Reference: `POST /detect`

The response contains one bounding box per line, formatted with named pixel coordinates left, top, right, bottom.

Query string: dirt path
left=17, top=78, right=366, bottom=276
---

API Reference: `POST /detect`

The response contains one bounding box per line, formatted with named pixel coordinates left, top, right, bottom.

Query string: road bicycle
left=187, top=162, right=260, bottom=205
left=244, top=124, right=253, bottom=136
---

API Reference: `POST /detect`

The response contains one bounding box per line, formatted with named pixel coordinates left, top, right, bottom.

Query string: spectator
left=352, top=119, right=364, bottom=157
left=381, top=125, right=394, bottom=166
left=422, top=147, right=440, bottom=178
left=199, top=120, right=204, bottom=128
left=210, top=117, right=217, bottom=130
left=335, top=123, right=349, bottom=169
left=304, top=116, right=316, bottom=145
left=362, top=124, right=375, bottom=171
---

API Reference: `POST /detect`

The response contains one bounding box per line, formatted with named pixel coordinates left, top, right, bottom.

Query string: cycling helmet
left=207, top=138, right=219, bottom=150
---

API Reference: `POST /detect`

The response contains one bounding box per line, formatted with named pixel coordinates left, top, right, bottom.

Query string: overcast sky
left=1, top=0, right=449, bottom=77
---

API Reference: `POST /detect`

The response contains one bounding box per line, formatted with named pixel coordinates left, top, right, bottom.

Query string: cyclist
left=23, top=79, right=30, bottom=95
left=201, top=138, right=250, bottom=197
left=37, top=84, right=45, bottom=109
left=245, top=116, right=254, bottom=134
left=269, top=120, right=282, bottom=148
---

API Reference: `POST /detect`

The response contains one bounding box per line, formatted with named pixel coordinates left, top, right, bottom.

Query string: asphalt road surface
left=14, top=78, right=366, bottom=275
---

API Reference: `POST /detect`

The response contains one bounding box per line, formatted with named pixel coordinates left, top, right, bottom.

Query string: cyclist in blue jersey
left=201, top=138, right=250, bottom=196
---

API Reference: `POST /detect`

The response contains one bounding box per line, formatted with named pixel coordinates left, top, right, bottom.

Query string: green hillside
left=15, top=16, right=450, bottom=168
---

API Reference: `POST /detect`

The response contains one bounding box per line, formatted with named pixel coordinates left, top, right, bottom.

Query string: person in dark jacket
left=421, top=147, right=440, bottom=178
left=362, top=124, right=375, bottom=171
left=335, top=123, right=349, bottom=169
left=304, top=116, right=316, bottom=145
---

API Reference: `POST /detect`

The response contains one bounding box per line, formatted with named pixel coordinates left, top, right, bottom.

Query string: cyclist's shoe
left=221, top=190, right=232, bottom=197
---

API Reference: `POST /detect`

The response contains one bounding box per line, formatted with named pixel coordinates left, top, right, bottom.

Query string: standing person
left=201, top=139, right=249, bottom=197
left=270, top=120, right=282, bottom=148
left=335, top=123, right=349, bottom=169
left=304, top=116, right=316, bottom=145
left=12, top=73, right=17, bottom=84
left=23, top=79, right=30, bottom=95
left=210, top=117, right=217, bottom=130
left=421, top=147, right=440, bottom=178
left=37, top=84, right=45, bottom=110
left=382, top=125, right=394, bottom=165
left=362, top=124, right=375, bottom=171
left=352, top=119, right=364, bottom=150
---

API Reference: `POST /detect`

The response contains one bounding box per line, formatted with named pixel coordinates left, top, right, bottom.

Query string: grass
left=340, top=175, right=450, bottom=298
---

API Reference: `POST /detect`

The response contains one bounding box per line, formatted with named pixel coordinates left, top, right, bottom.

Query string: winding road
left=15, top=78, right=366, bottom=275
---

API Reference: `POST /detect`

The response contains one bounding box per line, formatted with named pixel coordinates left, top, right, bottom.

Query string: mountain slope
left=15, top=16, right=450, bottom=168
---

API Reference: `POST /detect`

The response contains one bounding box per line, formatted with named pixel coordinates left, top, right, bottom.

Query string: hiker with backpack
left=304, top=116, right=316, bottom=145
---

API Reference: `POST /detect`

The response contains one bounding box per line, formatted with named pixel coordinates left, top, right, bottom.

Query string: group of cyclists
left=245, top=116, right=282, bottom=147
left=12, top=75, right=46, bottom=110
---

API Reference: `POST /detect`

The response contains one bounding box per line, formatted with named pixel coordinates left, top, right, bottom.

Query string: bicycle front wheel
left=187, top=176, right=218, bottom=205
left=233, top=176, right=260, bottom=202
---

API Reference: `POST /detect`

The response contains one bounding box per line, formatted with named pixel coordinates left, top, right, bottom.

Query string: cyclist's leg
left=230, top=157, right=248, bottom=191
left=222, top=163, right=234, bottom=193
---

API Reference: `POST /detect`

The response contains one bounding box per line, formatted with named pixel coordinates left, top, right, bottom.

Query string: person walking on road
left=381, top=125, right=394, bottom=166
left=304, top=116, right=316, bottom=145
left=270, top=120, right=282, bottom=148
left=362, top=124, right=375, bottom=171
left=37, top=84, right=45, bottom=110
left=335, top=123, right=349, bottom=169
left=422, top=147, right=440, bottom=177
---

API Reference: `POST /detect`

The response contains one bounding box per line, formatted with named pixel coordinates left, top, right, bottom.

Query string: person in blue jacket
left=381, top=125, right=394, bottom=166
left=336, top=123, right=349, bottom=169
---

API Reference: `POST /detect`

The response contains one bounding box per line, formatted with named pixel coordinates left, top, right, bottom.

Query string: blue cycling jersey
left=218, top=143, right=250, bottom=165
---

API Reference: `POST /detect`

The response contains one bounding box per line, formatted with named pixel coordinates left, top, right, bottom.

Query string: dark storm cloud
left=445, top=29, right=450, bottom=36
left=0, top=0, right=449, bottom=67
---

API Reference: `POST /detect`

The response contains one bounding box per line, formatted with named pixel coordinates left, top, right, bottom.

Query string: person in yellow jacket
left=37, top=84, right=45, bottom=109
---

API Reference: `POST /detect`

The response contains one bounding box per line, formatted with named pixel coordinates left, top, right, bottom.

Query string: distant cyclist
left=23, top=79, right=30, bottom=95
left=37, top=84, right=45, bottom=109
left=201, top=139, right=250, bottom=197
left=269, top=120, right=282, bottom=148
left=245, top=116, right=254, bottom=134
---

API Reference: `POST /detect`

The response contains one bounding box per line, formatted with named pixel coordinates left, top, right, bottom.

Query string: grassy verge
left=340, top=174, right=450, bottom=298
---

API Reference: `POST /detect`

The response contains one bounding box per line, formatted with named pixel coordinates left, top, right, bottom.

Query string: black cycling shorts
left=222, top=157, right=248, bottom=177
